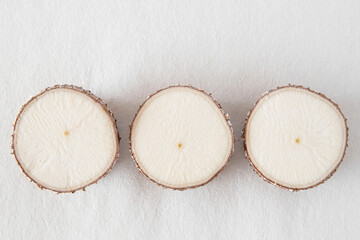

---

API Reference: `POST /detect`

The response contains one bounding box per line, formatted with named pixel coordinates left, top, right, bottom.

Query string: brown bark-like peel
left=242, top=85, right=349, bottom=191
left=11, top=85, right=120, bottom=194
left=129, top=85, right=235, bottom=190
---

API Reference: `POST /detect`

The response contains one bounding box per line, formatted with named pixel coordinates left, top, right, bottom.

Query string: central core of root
left=295, top=138, right=300, bottom=144
left=177, top=143, right=182, bottom=148
left=64, top=130, right=69, bottom=136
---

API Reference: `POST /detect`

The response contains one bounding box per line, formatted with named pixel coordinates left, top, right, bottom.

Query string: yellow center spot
left=295, top=138, right=300, bottom=144
left=178, top=143, right=182, bottom=148
left=64, top=130, right=69, bottom=136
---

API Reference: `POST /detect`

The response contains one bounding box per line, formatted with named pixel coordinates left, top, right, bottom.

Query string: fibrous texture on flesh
left=130, top=86, right=234, bottom=190
left=244, top=85, right=348, bottom=191
left=12, top=85, right=119, bottom=193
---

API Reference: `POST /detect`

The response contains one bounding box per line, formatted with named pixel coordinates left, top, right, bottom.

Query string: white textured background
left=1, top=1, right=360, bottom=239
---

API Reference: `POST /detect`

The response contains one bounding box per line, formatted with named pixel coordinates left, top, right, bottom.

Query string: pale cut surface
left=131, top=86, right=233, bottom=189
left=13, top=88, right=118, bottom=192
left=245, top=87, right=347, bottom=189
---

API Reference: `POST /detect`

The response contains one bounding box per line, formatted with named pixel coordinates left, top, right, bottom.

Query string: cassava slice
left=243, top=85, right=348, bottom=191
left=130, top=85, right=234, bottom=190
left=11, top=85, right=119, bottom=193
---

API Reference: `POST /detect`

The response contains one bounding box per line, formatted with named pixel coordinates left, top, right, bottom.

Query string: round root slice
left=12, top=85, right=119, bottom=193
left=130, top=86, right=234, bottom=190
left=244, top=85, right=348, bottom=191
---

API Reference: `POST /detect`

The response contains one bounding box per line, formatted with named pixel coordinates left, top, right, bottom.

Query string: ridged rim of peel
left=129, top=85, right=235, bottom=190
left=11, top=85, right=120, bottom=194
left=242, top=84, right=349, bottom=192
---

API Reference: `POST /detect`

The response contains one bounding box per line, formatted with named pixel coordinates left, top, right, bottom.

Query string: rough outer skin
left=129, top=85, right=235, bottom=190
left=242, top=85, right=349, bottom=192
left=11, top=85, right=120, bottom=194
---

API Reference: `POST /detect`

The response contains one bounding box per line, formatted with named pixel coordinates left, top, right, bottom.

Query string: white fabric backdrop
left=1, top=0, right=359, bottom=239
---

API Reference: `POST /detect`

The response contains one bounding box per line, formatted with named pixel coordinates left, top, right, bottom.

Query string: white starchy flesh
left=245, top=87, right=347, bottom=189
left=13, top=88, right=118, bottom=192
left=131, top=87, right=233, bottom=189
